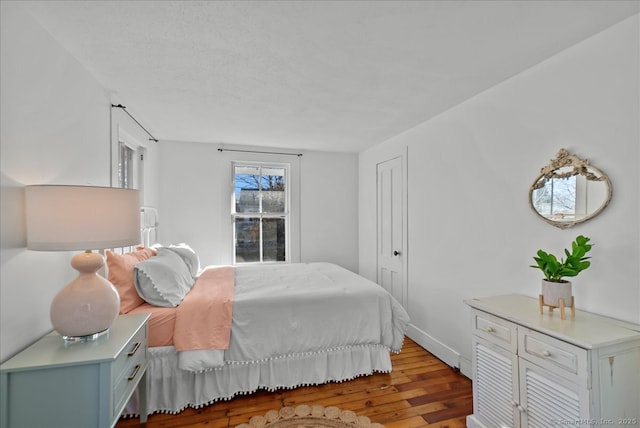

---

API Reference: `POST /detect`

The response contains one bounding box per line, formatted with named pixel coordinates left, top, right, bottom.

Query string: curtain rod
left=218, top=148, right=303, bottom=157
left=111, top=104, right=158, bottom=142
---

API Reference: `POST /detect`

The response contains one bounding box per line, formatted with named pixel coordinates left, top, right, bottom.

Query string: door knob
left=393, top=250, right=401, bottom=256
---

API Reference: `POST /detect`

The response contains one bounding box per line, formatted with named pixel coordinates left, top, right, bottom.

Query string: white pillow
left=133, top=247, right=194, bottom=307
left=166, top=243, right=200, bottom=277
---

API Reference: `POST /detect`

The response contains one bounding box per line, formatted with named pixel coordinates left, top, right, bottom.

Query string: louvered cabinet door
left=472, top=336, right=521, bottom=428
left=518, top=358, right=590, bottom=428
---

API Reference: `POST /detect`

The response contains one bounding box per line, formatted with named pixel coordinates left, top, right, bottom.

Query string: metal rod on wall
left=111, top=104, right=159, bottom=142
left=217, top=148, right=303, bottom=157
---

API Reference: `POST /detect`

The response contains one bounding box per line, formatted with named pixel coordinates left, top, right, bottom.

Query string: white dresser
left=0, top=313, right=149, bottom=428
left=465, top=295, right=640, bottom=428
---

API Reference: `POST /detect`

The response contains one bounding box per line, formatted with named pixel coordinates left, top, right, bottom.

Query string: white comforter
left=178, top=262, right=410, bottom=371
left=127, top=263, right=410, bottom=415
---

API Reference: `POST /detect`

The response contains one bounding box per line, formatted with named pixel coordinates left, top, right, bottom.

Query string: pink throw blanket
left=173, top=266, right=234, bottom=352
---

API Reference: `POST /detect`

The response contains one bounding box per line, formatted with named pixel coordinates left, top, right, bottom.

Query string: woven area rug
left=235, top=404, right=385, bottom=428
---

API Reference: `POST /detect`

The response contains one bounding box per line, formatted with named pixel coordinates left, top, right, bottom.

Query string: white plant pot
left=541, top=279, right=572, bottom=307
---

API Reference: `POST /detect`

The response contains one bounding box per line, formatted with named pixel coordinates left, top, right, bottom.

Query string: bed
left=108, top=212, right=410, bottom=416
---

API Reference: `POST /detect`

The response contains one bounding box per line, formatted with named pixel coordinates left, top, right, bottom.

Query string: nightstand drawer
left=472, top=309, right=517, bottom=353
left=112, top=320, right=148, bottom=419
left=112, top=325, right=147, bottom=383
left=113, top=346, right=147, bottom=418
left=519, top=328, right=588, bottom=386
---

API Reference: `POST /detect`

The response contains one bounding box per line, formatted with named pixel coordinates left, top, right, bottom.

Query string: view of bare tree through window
left=233, top=164, right=287, bottom=263
left=531, top=176, right=576, bottom=220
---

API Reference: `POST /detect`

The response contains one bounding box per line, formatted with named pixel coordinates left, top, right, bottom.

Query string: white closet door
left=376, top=156, right=405, bottom=307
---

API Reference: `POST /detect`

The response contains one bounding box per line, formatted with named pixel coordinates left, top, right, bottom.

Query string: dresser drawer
left=471, top=309, right=517, bottom=353
left=518, top=328, right=588, bottom=387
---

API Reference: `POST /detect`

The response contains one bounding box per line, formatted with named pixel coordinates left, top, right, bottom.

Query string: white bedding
left=128, top=262, right=410, bottom=415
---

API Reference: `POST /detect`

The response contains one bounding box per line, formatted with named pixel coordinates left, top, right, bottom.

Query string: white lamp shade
left=26, top=185, right=140, bottom=251
left=25, top=185, right=140, bottom=340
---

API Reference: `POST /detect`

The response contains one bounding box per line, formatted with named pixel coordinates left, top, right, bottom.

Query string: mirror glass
left=529, top=149, right=612, bottom=229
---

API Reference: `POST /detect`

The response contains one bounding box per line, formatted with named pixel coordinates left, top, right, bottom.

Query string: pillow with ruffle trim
left=165, top=243, right=200, bottom=278
left=133, top=247, right=194, bottom=307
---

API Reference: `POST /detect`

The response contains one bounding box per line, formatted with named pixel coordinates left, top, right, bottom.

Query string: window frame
left=111, top=108, right=147, bottom=199
left=531, top=175, right=578, bottom=220
left=118, top=139, right=135, bottom=189
left=231, top=161, right=291, bottom=265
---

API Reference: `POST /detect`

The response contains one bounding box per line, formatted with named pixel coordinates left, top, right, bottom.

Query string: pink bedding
left=128, top=304, right=176, bottom=347
left=174, top=266, right=234, bottom=351
left=128, top=266, right=235, bottom=350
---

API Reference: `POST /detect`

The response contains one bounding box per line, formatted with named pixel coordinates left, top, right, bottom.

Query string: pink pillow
left=106, top=247, right=157, bottom=313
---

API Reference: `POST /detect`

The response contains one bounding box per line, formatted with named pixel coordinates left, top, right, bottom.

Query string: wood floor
left=116, top=338, right=473, bottom=428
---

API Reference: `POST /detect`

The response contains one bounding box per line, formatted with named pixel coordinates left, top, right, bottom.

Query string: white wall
left=359, top=15, right=640, bottom=375
left=0, top=3, right=159, bottom=362
left=300, top=151, right=359, bottom=272
left=158, top=142, right=359, bottom=272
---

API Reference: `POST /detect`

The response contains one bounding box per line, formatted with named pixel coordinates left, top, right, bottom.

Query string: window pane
left=263, top=218, right=285, bottom=262
left=235, top=166, right=261, bottom=213
left=261, top=167, right=286, bottom=213
left=235, top=218, right=260, bottom=263
left=550, top=176, right=576, bottom=215
left=532, top=182, right=552, bottom=216
left=532, top=176, right=577, bottom=220
left=118, top=142, right=134, bottom=189
left=233, top=162, right=289, bottom=264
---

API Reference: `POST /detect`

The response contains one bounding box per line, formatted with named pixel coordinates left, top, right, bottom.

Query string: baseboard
left=466, top=415, right=489, bottom=428
left=406, top=323, right=471, bottom=378
left=458, top=355, right=472, bottom=378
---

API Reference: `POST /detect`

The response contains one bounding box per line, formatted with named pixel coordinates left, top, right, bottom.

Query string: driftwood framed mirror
left=529, top=149, right=612, bottom=229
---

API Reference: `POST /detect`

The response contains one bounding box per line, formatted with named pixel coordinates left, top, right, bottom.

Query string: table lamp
left=25, top=185, right=140, bottom=341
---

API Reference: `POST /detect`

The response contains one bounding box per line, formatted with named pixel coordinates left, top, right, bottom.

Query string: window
left=232, top=162, right=289, bottom=264
left=111, top=107, right=147, bottom=199
left=531, top=176, right=577, bottom=220
left=118, top=141, right=135, bottom=189
left=114, top=129, right=145, bottom=200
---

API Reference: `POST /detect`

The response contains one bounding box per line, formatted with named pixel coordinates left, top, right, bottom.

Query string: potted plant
left=530, top=235, right=592, bottom=307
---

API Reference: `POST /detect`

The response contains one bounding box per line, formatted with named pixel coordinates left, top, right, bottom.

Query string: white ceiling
left=18, top=1, right=640, bottom=153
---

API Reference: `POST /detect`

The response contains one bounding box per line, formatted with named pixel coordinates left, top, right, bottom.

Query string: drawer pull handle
left=486, top=327, right=495, bottom=333
left=542, top=350, right=552, bottom=357
left=128, top=342, right=141, bottom=357
left=128, top=364, right=141, bottom=381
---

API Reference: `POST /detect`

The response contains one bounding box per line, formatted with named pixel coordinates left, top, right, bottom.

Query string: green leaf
left=576, top=235, right=589, bottom=246
left=577, top=261, right=591, bottom=270
left=530, top=235, right=593, bottom=281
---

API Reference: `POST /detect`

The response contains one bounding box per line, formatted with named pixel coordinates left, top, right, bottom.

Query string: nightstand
left=1, top=313, right=150, bottom=428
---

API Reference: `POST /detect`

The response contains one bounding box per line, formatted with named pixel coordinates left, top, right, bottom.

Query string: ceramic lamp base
left=50, top=251, right=121, bottom=340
